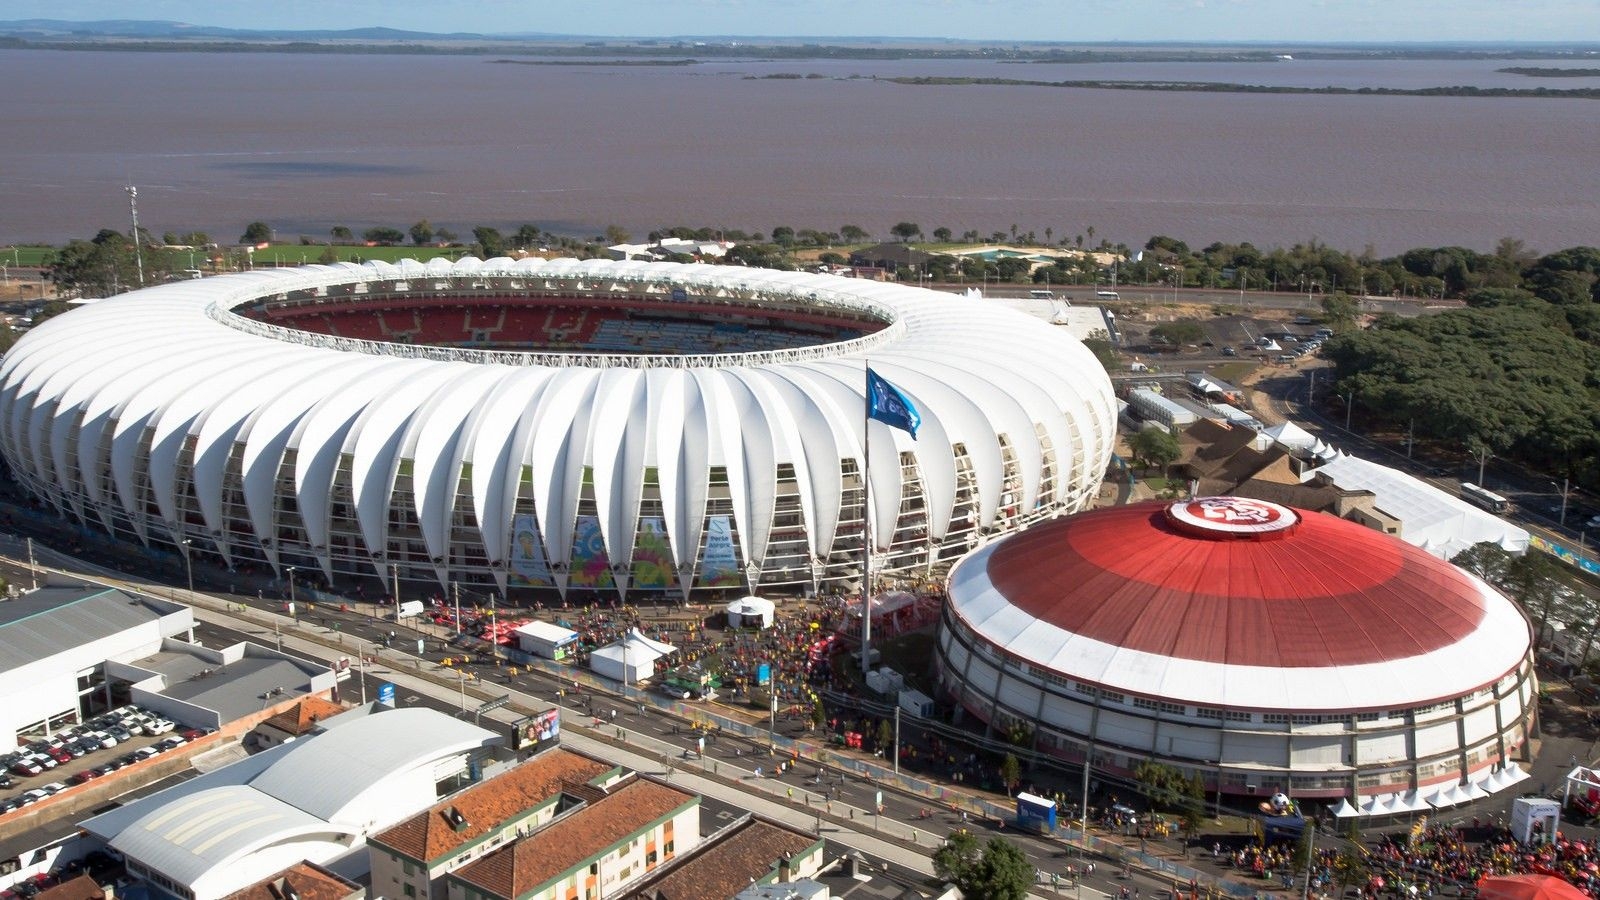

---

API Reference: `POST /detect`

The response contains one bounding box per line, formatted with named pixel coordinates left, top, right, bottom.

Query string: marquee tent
left=590, top=629, right=676, bottom=685
left=1478, top=874, right=1589, bottom=900
left=1310, top=454, right=1529, bottom=559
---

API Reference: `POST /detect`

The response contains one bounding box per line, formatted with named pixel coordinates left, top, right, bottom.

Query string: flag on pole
left=866, top=368, right=921, bottom=439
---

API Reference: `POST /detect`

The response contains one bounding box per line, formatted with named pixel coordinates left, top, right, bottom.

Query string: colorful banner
left=568, top=515, right=615, bottom=588
left=632, top=517, right=674, bottom=590
left=699, top=514, right=742, bottom=588
left=1530, top=535, right=1600, bottom=577
left=508, top=513, right=552, bottom=586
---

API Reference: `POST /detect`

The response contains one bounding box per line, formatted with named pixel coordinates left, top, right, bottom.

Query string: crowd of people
left=1356, top=824, right=1600, bottom=898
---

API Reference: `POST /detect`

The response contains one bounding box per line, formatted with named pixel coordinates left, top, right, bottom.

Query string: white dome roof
left=0, top=258, right=1118, bottom=596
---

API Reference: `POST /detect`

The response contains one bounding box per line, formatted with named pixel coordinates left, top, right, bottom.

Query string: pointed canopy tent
left=1478, top=875, right=1591, bottom=900
left=1397, top=791, right=1434, bottom=813
left=1331, top=798, right=1361, bottom=818
left=589, top=628, right=677, bottom=685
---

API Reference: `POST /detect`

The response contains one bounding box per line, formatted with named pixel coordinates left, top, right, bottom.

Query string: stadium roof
left=947, top=497, right=1532, bottom=711
left=0, top=257, right=1116, bottom=593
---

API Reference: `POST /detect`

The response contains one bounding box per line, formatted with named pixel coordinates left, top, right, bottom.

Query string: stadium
left=936, top=496, right=1538, bottom=808
left=0, top=257, right=1117, bottom=600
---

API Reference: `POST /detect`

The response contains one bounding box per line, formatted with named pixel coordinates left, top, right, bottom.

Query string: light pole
left=26, top=537, right=37, bottom=590
left=286, top=566, right=297, bottom=617
left=180, top=538, right=194, bottom=598
left=1345, top=389, right=1355, bottom=431
left=1553, top=478, right=1572, bottom=527
left=358, top=642, right=368, bottom=706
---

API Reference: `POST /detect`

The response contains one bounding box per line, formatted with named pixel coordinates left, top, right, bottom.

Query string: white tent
left=513, top=620, right=579, bottom=659
left=727, top=596, right=776, bottom=629
left=1461, top=780, right=1491, bottom=802
left=1501, top=762, right=1531, bottom=789
left=1309, top=454, right=1530, bottom=559
left=1360, top=793, right=1400, bottom=816
left=589, top=628, right=677, bottom=685
left=1428, top=784, right=1467, bottom=809
left=1331, top=798, right=1361, bottom=819
left=1397, top=791, right=1434, bottom=813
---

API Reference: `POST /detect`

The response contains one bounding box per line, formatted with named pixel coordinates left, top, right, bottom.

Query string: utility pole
left=126, top=185, right=145, bottom=287
left=1344, top=389, right=1355, bottom=431
left=26, top=537, right=37, bottom=590
left=181, top=538, right=195, bottom=598
left=391, top=563, right=400, bottom=609
left=358, top=643, right=368, bottom=706
left=893, top=704, right=901, bottom=775
left=1307, top=370, right=1315, bottom=407
left=453, top=580, right=462, bottom=639
left=1301, top=822, right=1317, bottom=900
left=1406, top=419, right=1415, bottom=458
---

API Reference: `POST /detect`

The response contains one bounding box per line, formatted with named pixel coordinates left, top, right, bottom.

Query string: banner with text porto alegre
left=699, top=515, right=742, bottom=588
left=508, top=513, right=552, bottom=587
left=568, top=515, right=614, bottom=588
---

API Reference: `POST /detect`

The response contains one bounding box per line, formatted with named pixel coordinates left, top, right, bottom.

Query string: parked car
left=155, top=736, right=187, bottom=752
left=9, top=758, right=42, bottom=777
left=131, top=747, right=159, bottom=762
left=181, top=727, right=212, bottom=741
left=106, top=725, right=132, bottom=743
left=0, top=773, right=12, bottom=789
left=38, top=781, right=66, bottom=796
left=19, top=789, right=49, bottom=803
left=31, top=753, right=58, bottom=770
left=70, top=770, right=100, bottom=785
left=143, top=719, right=176, bottom=736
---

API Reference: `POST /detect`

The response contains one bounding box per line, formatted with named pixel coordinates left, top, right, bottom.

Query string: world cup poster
left=568, top=515, right=615, bottom=588
left=632, top=517, right=673, bottom=590
left=508, top=514, right=552, bottom=586
left=699, top=515, right=742, bottom=588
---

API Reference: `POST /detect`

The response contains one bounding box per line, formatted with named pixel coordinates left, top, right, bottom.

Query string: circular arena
left=0, top=257, right=1117, bottom=600
left=936, top=496, right=1537, bottom=808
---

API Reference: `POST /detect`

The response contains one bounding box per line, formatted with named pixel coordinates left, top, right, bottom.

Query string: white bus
left=1096, top=290, right=1120, bottom=301
left=1460, top=482, right=1511, bottom=514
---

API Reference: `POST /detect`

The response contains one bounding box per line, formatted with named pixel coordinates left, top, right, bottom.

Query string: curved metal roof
left=946, top=498, right=1533, bottom=711
left=0, top=258, right=1118, bottom=590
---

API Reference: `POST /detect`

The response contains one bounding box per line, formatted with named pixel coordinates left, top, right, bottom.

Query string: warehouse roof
left=0, top=585, right=187, bottom=673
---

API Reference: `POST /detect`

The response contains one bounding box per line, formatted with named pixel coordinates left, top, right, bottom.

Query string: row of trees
left=1321, top=246, right=1600, bottom=491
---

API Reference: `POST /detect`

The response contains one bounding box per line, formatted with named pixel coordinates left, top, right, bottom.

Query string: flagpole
left=861, top=359, right=873, bottom=677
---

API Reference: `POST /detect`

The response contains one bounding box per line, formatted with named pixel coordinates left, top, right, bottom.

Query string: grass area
left=2, top=247, right=54, bottom=267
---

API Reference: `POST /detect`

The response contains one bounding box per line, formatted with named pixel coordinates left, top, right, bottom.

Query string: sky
left=7, top=0, right=1600, bottom=44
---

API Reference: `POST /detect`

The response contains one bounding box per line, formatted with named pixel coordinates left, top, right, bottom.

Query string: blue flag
left=866, top=367, right=921, bottom=439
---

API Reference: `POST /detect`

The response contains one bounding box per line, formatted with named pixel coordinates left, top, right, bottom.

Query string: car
left=32, top=753, right=58, bottom=770
left=155, top=735, right=187, bottom=751
left=61, top=742, right=87, bottom=759
left=1584, top=514, right=1600, bottom=529
left=70, top=770, right=100, bottom=785
left=1220, top=346, right=1236, bottom=356
left=9, top=759, right=42, bottom=777
left=38, top=781, right=66, bottom=796
left=20, top=789, right=49, bottom=803
left=89, top=731, right=117, bottom=748
left=0, top=774, right=11, bottom=789
left=143, top=719, right=175, bottom=736
left=106, top=726, right=132, bottom=743
left=102, top=758, right=127, bottom=772
left=131, top=747, right=159, bottom=762
left=181, top=728, right=210, bottom=741
left=0, top=798, right=22, bottom=815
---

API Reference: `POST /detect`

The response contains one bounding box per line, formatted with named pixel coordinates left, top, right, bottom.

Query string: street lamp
left=180, top=538, right=195, bottom=598
left=1553, top=478, right=1573, bottom=527
left=286, top=565, right=297, bottom=616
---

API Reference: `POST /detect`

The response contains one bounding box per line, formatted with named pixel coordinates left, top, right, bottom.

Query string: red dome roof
left=983, top=497, right=1492, bottom=669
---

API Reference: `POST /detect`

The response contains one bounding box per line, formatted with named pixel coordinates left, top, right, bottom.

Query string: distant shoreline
left=883, top=74, right=1600, bottom=99
left=1497, top=66, right=1600, bottom=77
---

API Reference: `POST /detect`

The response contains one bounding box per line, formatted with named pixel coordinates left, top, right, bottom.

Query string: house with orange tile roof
left=368, top=746, right=623, bottom=900
left=444, top=775, right=699, bottom=900
left=253, top=696, right=346, bottom=748
left=219, top=861, right=362, bottom=900
left=617, top=813, right=825, bottom=900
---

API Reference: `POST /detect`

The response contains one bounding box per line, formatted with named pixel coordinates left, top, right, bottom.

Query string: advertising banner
left=508, top=513, right=553, bottom=586
left=569, top=515, right=614, bottom=588
left=632, top=517, right=674, bottom=590
left=699, top=514, right=742, bottom=587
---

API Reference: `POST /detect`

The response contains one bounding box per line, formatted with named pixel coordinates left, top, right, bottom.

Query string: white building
left=0, top=578, right=193, bottom=751
left=0, top=258, right=1116, bottom=601
left=590, top=629, right=675, bottom=685
left=81, top=706, right=501, bottom=900
left=937, top=497, right=1536, bottom=806
left=513, top=620, right=580, bottom=660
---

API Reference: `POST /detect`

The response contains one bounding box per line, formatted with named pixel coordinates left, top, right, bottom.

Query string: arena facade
left=936, top=496, right=1537, bottom=804
left=0, top=257, right=1117, bottom=599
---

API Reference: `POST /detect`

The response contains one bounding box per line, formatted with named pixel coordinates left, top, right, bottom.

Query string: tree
left=890, top=222, right=922, bottom=242
left=932, top=226, right=953, bottom=243
left=972, top=839, right=1035, bottom=900
left=330, top=225, right=353, bottom=242
left=1505, top=551, right=1573, bottom=649
left=317, top=245, right=339, bottom=264
left=770, top=226, right=796, bottom=247
left=1452, top=542, right=1515, bottom=585
left=933, top=830, right=983, bottom=889
left=840, top=224, right=869, bottom=244
left=1129, top=427, right=1181, bottom=474
left=604, top=225, right=631, bottom=245
left=1320, top=292, right=1360, bottom=330
left=1150, top=319, right=1205, bottom=345
left=473, top=226, right=507, bottom=259
left=874, top=718, right=892, bottom=754
left=512, top=224, right=542, bottom=250
left=409, top=219, right=435, bottom=246
left=240, top=221, right=272, bottom=244
left=362, top=226, right=405, bottom=245
left=436, top=227, right=458, bottom=245
left=46, top=230, right=164, bottom=296
left=999, top=753, right=1021, bottom=796
left=810, top=698, right=826, bottom=732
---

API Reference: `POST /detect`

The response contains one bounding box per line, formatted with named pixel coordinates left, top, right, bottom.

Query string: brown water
left=3, top=50, right=1597, bottom=254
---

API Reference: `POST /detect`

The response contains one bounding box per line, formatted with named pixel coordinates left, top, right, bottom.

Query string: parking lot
left=1, top=705, right=212, bottom=817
